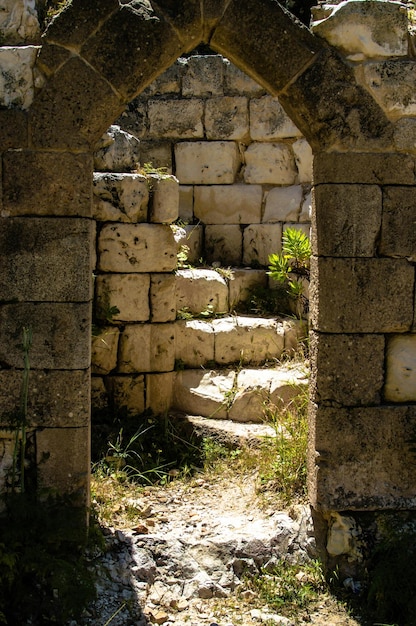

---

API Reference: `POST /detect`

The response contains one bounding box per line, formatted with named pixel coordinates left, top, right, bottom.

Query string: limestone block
left=326, top=514, right=360, bottom=559
left=183, top=225, right=203, bottom=264
left=312, top=185, right=382, bottom=257
left=2, top=151, right=92, bottom=217
left=93, top=172, right=149, bottom=223
left=0, top=303, right=91, bottom=369
left=0, top=45, right=38, bottom=109
left=108, top=375, right=145, bottom=415
left=182, top=55, right=224, bottom=97
left=0, top=217, right=94, bottom=302
left=175, top=269, right=229, bottom=315
left=205, top=225, right=242, bottom=266
left=0, top=109, right=28, bottom=151
left=310, top=332, right=385, bottom=406
left=228, top=269, right=267, bottom=309
left=299, top=191, right=312, bottom=224
left=380, top=187, right=416, bottom=260
left=283, top=319, right=306, bottom=354
left=175, top=320, right=215, bottom=368
left=150, top=274, right=176, bottom=322
left=310, top=257, right=414, bottom=333
left=116, top=99, right=147, bottom=140
left=172, top=370, right=235, bottom=418
left=313, top=152, right=416, bottom=186
left=179, top=186, right=194, bottom=221
left=385, top=335, right=416, bottom=402
left=138, top=141, right=172, bottom=173
left=150, top=175, right=179, bottom=224
left=212, top=316, right=285, bottom=365
left=0, top=369, right=89, bottom=428
left=363, top=60, right=416, bottom=119
left=91, top=376, right=109, bottom=411
left=250, top=96, right=301, bottom=141
left=224, top=59, right=265, bottom=96
left=118, top=323, right=175, bottom=373
left=95, top=274, right=150, bottom=323
left=37, top=427, right=90, bottom=496
left=292, top=139, right=313, bottom=184
left=148, top=99, right=204, bottom=139
left=194, top=184, right=262, bottom=224
left=263, top=186, right=302, bottom=223
left=310, top=405, right=416, bottom=510
left=243, top=224, right=282, bottom=266
left=146, top=372, right=174, bottom=414
left=94, top=125, right=141, bottom=172
left=312, top=0, right=408, bottom=60
left=393, top=118, right=416, bottom=153
left=244, top=143, right=297, bottom=185
left=98, top=223, right=177, bottom=273
left=0, top=0, right=40, bottom=44
left=91, top=327, right=120, bottom=375
left=205, top=96, right=249, bottom=140
left=175, top=141, right=240, bottom=185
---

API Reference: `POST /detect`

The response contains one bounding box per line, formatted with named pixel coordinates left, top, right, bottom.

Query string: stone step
left=175, top=315, right=306, bottom=368
left=175, top=267, right=267, bottom=315
left=172, top=364, right=308, bottom=422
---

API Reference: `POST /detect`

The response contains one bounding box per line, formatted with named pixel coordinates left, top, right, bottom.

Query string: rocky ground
left=69, top=463, right=364, bottom=626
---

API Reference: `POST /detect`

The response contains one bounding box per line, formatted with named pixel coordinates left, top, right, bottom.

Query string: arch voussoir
left=151, top=0, right=204, bottom=52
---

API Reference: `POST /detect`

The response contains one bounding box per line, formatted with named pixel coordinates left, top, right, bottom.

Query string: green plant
left=268, top=228, right=311, bottom=319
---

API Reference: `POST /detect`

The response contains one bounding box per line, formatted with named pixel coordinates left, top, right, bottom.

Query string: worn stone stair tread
left=173, top=364, right=308, bottom=422
left=170, top=412, right=277, bottom=448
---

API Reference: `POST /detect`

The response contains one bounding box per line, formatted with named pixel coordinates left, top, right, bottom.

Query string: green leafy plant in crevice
left=267, top=227, right=311, bottom=320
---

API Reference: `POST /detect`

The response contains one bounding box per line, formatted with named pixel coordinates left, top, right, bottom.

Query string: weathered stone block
left=250, top=96, right=301, bottom=140
left=91, top=376, right=109, bottom=411
left=205, top=96, right=249, bottom=140
left=150, top=274, right=176, bottom=322
left=29, top=56, right=124, bottom=150
left=93, top=125, right=141, bottom=172
left=98, top=223, right=177, bottom=273
left=118, top=323, right=175, bottom=373
left=299, top=191, right=312, bottom=223
left=312, top=185, right=382, bottom=257
left=228, top=269, right=267, bottom=309
left=224, top=60, right=264, bottom=97
left=182, top=55, right=224, bottom=97
left=147, top=0, right=203, bottom=48
left=116, top=100, right=147, bottom=140
left=363, top=60, right=416, bottom=118
left=194, top=184, right=262, bottom=224
left=175, top=141, right=240, bottom=185
left=2, top=151, right=93, bottom=217
left=0, top=109, right=28, bottom=150
left=0, top=369, right=89, bottom=428
left=393, top=118, right=416, bottom=153
left=95, top=274, right=150, bottom=323
left=311, top=0, right=408, bottom=60
left=146, top=372, right=175, bottom=415
left=172, top=369, right=234, bottom=419
left=36, top=43, right=71, bottom=78
left=314, top=152, right=416, bottom=185
left=0, top=0, right=41, bottom=44
left=107, top=375, right=145, bottom=415
left=183, top=225, right=203, bottom=264
left=292, top=138, right=313, bottom=183
left=0, top=45, right=38, bottom=109
left=37, top=427, right=90, bottom=496
left=175, top=320, right=215, bottom=368
left=243, top=143, right=297, bottom=185
left=205, top=225, right=242, bottom=266
left=91, top=327, right=120, bottom=375
left=179, top=186, right=194, bottom=221
left=380, top=187, right=416, bottom=260
left=310, top=257, right=414, bottom=333
left=263, top=186, right=303, bottom=223
left=140, top=62, right=181, bottom=96
left=176, top=269, right=229, bottom=315
left=81, top=3, right=183, bottom=100
left=310, top=332, right=385, bottom=406
left=310, top=405, right=416, bottom=510
left=93, top=172, right=148, bottom=222
left=148, top=99, right=204, bottom=138
left=243, top=224, right=282, bottom=266
left=149, top=175, right=179, bottom=224
left=212, top=316, right=285, bottom=365
left=385, top=335, right=416, bottom=402
left=211, top=0, right=321, bottom=95
left=0, top=303, right=91, bottom=369
left=0, top=217, right=94, bottom=302
left=139, top=140, right=173, bottom=172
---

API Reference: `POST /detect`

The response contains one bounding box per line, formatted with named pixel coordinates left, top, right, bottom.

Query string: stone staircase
left=172, top=267, right=308, bottom=425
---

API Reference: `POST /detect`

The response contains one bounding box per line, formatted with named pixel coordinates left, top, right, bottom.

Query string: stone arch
left=3, top=0, right=416, bottom=528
